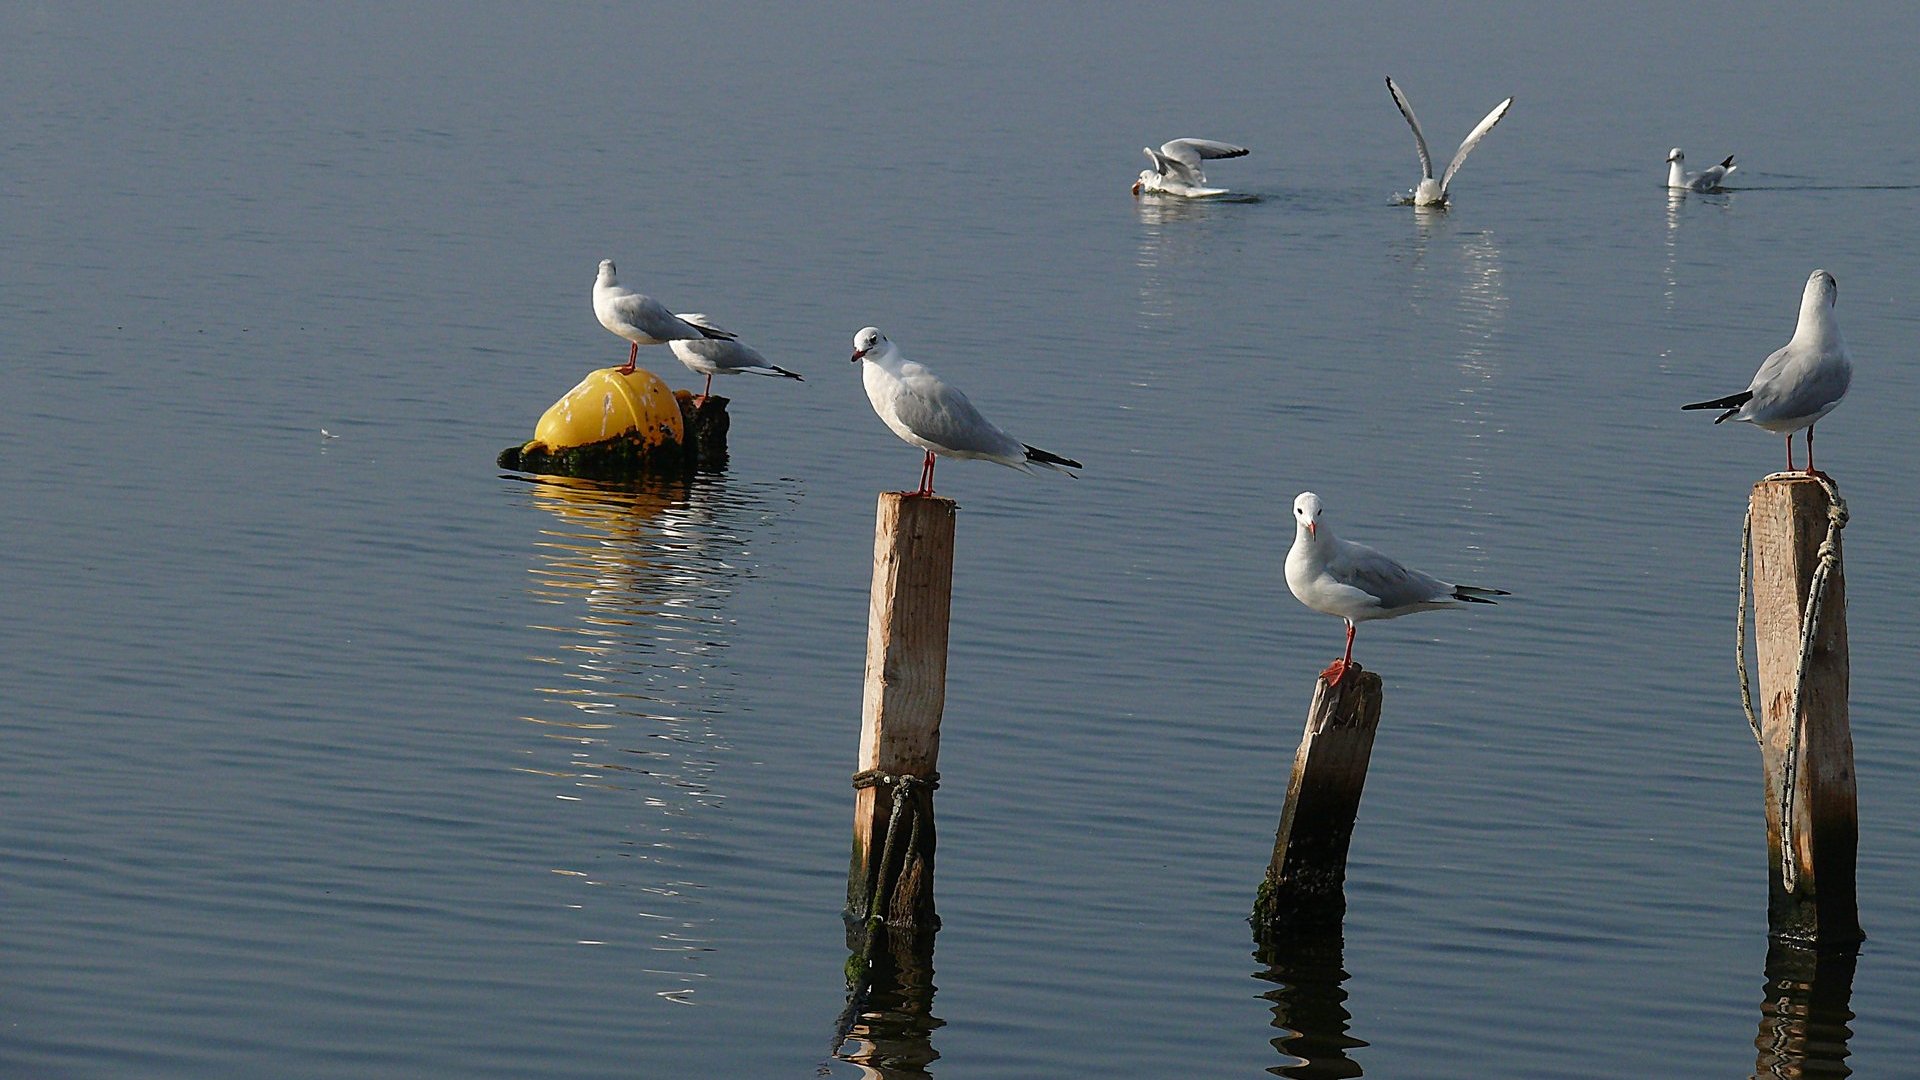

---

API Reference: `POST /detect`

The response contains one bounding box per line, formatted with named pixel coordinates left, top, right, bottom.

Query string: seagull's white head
left=1667, top=147, right=1684, bottom=164
left=851, top=326, right=887, bottom=363
left=597, top=259, right=617, bottom=284
left=1293, top=491, right=1324, bottom=540
left=1807, top=268, right=1837, bottom=307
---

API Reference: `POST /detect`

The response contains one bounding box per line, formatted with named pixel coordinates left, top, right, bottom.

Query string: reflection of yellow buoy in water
left=498, top=366, right=730, bottom=479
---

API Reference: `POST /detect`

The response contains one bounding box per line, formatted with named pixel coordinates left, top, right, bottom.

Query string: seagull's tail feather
left=1452, top=584, right=1507, bottom=605
left=1682, top=389, right=1753, bottom=423
left=1022, top=445, right=1082, bottom=474
left=1719, top=155, right=1737, bottom=169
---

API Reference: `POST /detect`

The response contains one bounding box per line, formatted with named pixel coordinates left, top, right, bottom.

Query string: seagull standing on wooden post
left=851, top=326, right=1080, bottom=496
left=1285, top=492, right=1507, bottom=686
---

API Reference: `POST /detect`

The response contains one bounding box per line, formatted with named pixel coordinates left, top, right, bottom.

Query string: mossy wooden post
left=1749, top=476, right=1862, bottom=946
left=847, top=493, right=955, bottom=945
left=1252, top=666, right=1384, bottom=941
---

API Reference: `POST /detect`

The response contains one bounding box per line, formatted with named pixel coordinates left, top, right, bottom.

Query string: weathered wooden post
left=1747, top=475, right=1862, bottom=946
left=1753, top=941, right=1858, bottom=1078
left=1252, top=666, right=1385, bottom=942
left=846, top=493, right=955, bottom=950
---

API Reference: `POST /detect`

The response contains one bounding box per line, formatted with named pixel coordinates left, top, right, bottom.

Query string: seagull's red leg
left=1783, top=433, right=1795, bottom=472
left=618, top=341, right=638, bottom=376
left=1320, top=622, right=1356, bottom=686
left=913, top=451, right=937, bottom=496
left=1805, top=424, right=1816, bottom=475
left=693, top=372, right=712, bottom=406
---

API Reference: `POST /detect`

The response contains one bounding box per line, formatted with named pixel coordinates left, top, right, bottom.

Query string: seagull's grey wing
left=1690, top=158, right=1734, bottom=191
left=1440, top=96, right=1513, bottom=194
left=1746, top=340, right=1798, bottom=391
left=1332, top=540, right=1452, bottom=611
left=891, top=364, right=1024, bottom=460
left=1145, top=145, right=1198, bottom=183
left=674, top=312, right=735, bottom=338
left=671, top=337, right=754, bottom=371
left=1386, top=77, right=1434, bottom=181
left=1162, top=138, right=1249, bottom=162
left=613, top=292, right=699, bottom=340
left=1751, top=344, right=1850, bottom=420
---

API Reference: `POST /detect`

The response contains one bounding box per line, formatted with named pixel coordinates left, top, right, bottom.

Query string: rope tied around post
left=1735, top=472, right=1848, bottom=894
left=850, top=768, right=941, bottom=792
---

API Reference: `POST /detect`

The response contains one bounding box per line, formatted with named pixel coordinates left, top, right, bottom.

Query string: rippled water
left=5, top=4, right=1920, bottom=1077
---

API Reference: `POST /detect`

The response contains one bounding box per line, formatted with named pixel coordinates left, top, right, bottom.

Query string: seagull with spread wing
left=1131, top=138, right=1250, bottom=198
left=1385, top=77, right=1513, bottom=207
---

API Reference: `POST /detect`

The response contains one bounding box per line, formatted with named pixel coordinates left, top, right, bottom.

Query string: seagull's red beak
left=850, top=348, right=866, bottom=363
left=1307, top=522, right=1317, bottom=539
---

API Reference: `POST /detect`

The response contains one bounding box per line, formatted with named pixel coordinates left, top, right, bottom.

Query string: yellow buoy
left=526, top=367, right=685, bottom=452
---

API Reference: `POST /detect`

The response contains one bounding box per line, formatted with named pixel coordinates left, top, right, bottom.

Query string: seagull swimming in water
left=1385, top=77, right=1513, bottom=207
left=851, top=326, right=1081, bottom=496
left=1683, top=269, right=1851, bottom=474
left=1666, top=148, right=1737, bottom=192
left=1131, top=138, right=1250, bottom=198
left=592, top=259, right=735, bottom=375
left=664, top=315, right=802, bottom=402
left=1285, top=492, right=1507, bottom=686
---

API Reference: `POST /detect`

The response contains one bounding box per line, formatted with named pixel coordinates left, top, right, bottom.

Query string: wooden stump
left=1749, top=476, right=1861, bottom=946
left=847, top=494, right=956, bottom=941
left=1252, top=667, right=1385, bottom=941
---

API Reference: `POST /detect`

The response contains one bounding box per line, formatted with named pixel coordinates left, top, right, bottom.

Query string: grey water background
left=4, top=3, right=1919, bottom=1076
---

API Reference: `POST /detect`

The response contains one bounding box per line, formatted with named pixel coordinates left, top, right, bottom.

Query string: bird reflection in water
left=1256, top=931, right=1367, bottom=1079
left=1134, top=193, right=1260, bottom=325
left=1405, top=207, right=1508, bottom=508
left=507, top=469, right=788, bottom=1001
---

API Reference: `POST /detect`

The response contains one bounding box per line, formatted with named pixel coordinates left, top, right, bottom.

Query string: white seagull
left=1285, top=492, right=1506, bottom=686
left=1385, top=77, right=1513, bottom=207
left=1666, top=148, right=1737, bottom=192
left=1131, top=138, right=1250, bottom=198
left=665, top=315, right=802, bottom=402
left=592, top=259, right=735, bottom=375
left=1683, top=269, right=1852, bottom=474
left=850, top=326, right=1081, bottom=496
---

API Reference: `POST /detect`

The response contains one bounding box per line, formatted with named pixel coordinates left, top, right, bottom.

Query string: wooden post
left=846, top=493, right=955, bottom=941
left=1252, top=666, right=1385, bottom=940
left=1749, top=476, right=1862, bottom=946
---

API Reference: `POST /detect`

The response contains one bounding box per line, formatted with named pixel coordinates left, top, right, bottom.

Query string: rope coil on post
left=1735, top=473, right=1848, bottom=894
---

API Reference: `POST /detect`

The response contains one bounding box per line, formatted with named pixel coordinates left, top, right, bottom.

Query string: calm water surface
left=5, top=4, right=1920, bottom=1077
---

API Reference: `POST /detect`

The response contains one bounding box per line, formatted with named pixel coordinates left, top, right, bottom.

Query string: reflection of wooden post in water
left=830, top=927, right=942, bottom=1079
left=847, top=494, right=954, bottom=943
left=1753, top=941, right=1857, bottom=1078
left=1252, top=667, right=1385, bottom=940
left=1257, top=929, right=1366, bottom=1079
left=1749, top=477, right=1862, bottom=946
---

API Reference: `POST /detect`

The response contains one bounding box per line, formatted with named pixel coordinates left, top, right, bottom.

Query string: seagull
left=1385, top=77, right=1513, bottom=207
left=1666, top=148, right=1737, bottom=192
left=1683, top=269, right=1852, bottom=474
left=592, top=259, right=734, bottom=375
left=1285, top=492, right=1507, bottom=686
left=1131, top=138, right=1250, bottom=198
left=665, top=315, right=802, bottom=402
left=850, top=326, right=1081, bottom=496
